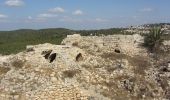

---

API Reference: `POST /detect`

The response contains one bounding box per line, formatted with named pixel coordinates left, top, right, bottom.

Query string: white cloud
left=59, top=16, right=83, bottom=23
left=0, top=14, right=8, bottom=19
left=140, top=8, right=153, bottom=12
left=133, top=16, right=137, bottom=19
left=30, top=13, right=58, bottom=22
left=38, top=13, right=58, bottom=18
left=0, top=14, right=8, bottom=23
left=73, top=10, right=83, bottom=15
left=95, top=18, right=108, bottom=22
left=48, top=7, right=65, bottom=13
left=5, top=0, right=24, bottom=7
left=25, top=15, right=50, bottom=23
left=27, top=16, right=33, bottom=20
left=27, top=13, right=58, bottom=23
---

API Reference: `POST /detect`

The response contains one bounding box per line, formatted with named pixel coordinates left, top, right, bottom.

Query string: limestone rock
left=0, top=34, right=169, bottom=100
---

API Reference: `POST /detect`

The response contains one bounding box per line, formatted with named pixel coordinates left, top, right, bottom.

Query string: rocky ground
left=0, top=34, right=170, bottom=100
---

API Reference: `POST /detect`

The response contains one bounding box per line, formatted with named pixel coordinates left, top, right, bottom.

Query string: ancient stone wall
left=62, top=34, right=147, bottom=56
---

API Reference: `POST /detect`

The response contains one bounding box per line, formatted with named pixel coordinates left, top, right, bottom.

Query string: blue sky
left=0, top=0, right=170, bottom=30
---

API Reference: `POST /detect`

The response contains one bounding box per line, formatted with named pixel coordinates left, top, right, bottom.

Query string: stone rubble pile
left=0, top=34, right=170, bottom=100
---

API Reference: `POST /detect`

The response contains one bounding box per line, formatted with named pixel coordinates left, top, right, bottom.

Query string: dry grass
left=41, top=67, right=54, bottom=76
left=100, top=52, right=127, bottom=60
left=100, top=79, right=136, bottom=99
left=0, top=66, right=10, bottom=75
left=62, top=69, right=81, bottom=78
left=158, top=77, right=169, bottom=90
left=11, top=58, right=25, bottom=69
left=114, top=75, right=130, bottom=81
left=101, top=52, right=151, bottom=75
left=105, top=65, right=117, bottom=72
left=24, top=63, right=32, bottom=69
left=72, top=42, right=79, bottom=46
left=81, top=64, right=91, bottom=69
left=128, top=56, right=151, bottom=75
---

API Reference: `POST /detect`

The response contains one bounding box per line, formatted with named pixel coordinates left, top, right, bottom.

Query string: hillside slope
left=0, top=34, right=170, bottom=100
left=0, top=28, right=73, bottom=55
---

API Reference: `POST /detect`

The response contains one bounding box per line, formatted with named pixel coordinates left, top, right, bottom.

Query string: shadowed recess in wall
left=76, top=53, right=83, bottom=62
left=42, top=50, right=53, bottom=59
left=49, top=53, right=57, bottom=63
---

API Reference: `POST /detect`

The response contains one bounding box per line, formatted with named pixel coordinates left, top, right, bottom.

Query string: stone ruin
left=62, top=34, right=147, bottom=56
left=0, top=34, right=170, bottom=100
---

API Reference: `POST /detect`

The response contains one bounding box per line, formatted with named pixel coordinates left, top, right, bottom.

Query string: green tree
left=144, top=27, right=164, bottom=53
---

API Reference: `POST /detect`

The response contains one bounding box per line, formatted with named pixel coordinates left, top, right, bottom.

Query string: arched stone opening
left=115, top=49, right=121, bottom=53
left=42, top=50, right=52, bottom=59
left=76, top=53, right=83, bottom=62
left=49, top=53, right=57, bottom=63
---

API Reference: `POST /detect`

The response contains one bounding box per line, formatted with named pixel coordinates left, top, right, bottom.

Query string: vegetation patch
left=72, top=42, right=79, bottom=46
left=11, top=58, right=26, bottom=69
left=143, top=27, right=164, bottom=53
left=128, top=56, right=151, bottom=75
left=0, top=28, right=71, bottom=55
left=105, top=65, right=117, bottom=72
left=100, top=52, right=127, bottom=60
left=40, top=67, right=55, bottom=76
left=62, top=69, right=81, bottom=78
left=0, top=28, right=126, bottom=55
left=101, top=52, right=150, bottom=75
left=0, top=66, right=10, bottom=75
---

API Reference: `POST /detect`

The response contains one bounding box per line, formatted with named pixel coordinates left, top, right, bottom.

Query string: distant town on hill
left=0, top=23, right=170, bottom=55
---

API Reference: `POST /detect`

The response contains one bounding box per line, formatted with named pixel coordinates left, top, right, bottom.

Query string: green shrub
left=144, top=27, right=164, bottom=52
